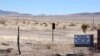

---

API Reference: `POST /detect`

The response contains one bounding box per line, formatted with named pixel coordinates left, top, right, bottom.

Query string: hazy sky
left=0, top=0, right=100, bottom=15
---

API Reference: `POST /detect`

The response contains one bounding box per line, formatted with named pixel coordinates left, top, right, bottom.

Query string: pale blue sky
left=0, top=0, right=100, bottom=15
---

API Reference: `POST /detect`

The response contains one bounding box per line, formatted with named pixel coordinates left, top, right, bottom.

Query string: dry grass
left=0, top=16, right=99, bottom=56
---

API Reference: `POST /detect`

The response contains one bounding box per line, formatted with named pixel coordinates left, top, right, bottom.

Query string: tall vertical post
left=17, top=26, right=21, bottom=54
left=52, top=23, right=55, bottom=43
left=97, top=30, right=100, bottom=50
left=52, top=29, right=54, bottom=43
left=93, top=13, right=94, bottom=28
left=92, top=13, right=95, bottom=30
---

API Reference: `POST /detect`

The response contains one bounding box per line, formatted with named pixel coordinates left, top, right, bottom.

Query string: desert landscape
left=0, top=11, right=100, bottom=56
left=0, top=0, right=100, bottom=56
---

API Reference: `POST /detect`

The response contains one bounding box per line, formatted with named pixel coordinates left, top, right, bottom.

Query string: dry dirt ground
left=0, top=18, right=99, bottom=56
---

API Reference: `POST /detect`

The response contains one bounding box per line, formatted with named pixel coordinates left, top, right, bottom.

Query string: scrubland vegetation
left=0, top=16, right=99, bottom=56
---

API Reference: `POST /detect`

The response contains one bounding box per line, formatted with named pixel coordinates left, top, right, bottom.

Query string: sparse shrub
left=77, top=50, right=85, bottom=56
left=26, top=42, right=32, bottom=45
left=27, top=21, right=30, bottom=25
left=35, top=22, right=38, bottom=25
left=0, top=48, right=13, bottom=54
left=55, top=23, right=59, bottom=26
left=6, top=48, right=13, bottom=53
left=46, top=44, right=57, bottom=49
left=91, top=24, right=97, bottom=30
left=23, top=21, right=30, bottom=25
left=0, top=20, right=6, bottom=25
left=1, top=43, right=9, bottom=46
left=46, top=44, right=51, bottom=49
left=43, top=23, right=48, bottom=27
left=62, top=25, right=66, bottom=29
left=39, top=23, right=42, bottom=26
left=22, top=21, right=26, bottom=24
left=81, top=24, right=89, bottom=33
left=69, top=23, right=75, bottom=27
left=88, top=24, right=91, bottom=27
left=53, top=54, right=61, bottom=56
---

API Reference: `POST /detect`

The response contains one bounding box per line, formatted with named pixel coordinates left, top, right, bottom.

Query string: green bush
left=81, top=24, right=88, bottom=33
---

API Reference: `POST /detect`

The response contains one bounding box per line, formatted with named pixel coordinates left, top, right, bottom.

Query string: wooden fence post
left=17, top=26, right=21, bottom=54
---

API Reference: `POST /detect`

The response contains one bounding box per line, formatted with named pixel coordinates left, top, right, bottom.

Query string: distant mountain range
left=0, top=10, right=33, bottom=16
left=71, top=12, right=100, bottom=16
left=0, top=9, right=100, bottom=16
left=0, top=9, right=100, bottom=23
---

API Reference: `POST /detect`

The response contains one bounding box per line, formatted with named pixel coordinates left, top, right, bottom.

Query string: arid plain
left=0, top=14, right=100, bottom=56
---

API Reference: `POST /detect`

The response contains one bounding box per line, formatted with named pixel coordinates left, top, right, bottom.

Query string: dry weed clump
left=68, top=23, right=76, bottom=27
left=46, top=44, right=57, bottom=49
left=1, top=43, right=9, bottom=46
left=0, top=48, right=13, bottom=54
left=0, top=20, right=6, bottom=25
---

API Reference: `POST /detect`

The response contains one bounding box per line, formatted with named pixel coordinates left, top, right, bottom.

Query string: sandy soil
left=0, top=18, right=99, bottom=56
